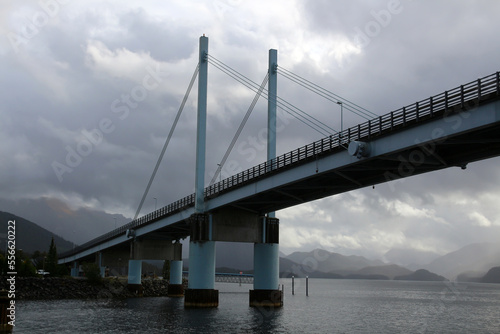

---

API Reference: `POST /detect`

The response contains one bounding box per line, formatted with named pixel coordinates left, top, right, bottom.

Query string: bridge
left=59, top=35, right=500, bottom=308
left=183, top=272, right=254, bottom=284
left=214, top=274, right=253, bottom=285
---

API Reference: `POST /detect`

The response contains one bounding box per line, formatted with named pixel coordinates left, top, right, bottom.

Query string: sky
left=1, top=0, right=500, bottom=260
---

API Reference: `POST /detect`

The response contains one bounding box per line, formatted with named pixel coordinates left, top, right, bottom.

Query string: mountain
left=285, top=248, right=385, bottom=275
left=384, top=248, right=441, bottom=269
left=423, top=243, right=500, bottom=279
left=481, top=266, right=500, bottom=283
left=394, top=269, right=447, bottom=282
left=354, top=264, right=413, bottom=280
left=0, top=211, right=75, bottom=254
left=215, top=242, right=253, bottom=270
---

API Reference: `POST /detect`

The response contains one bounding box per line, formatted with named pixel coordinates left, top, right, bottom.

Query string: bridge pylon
left=249, top=49, right=283, bottom=308
left=185, top=35, right=219, bottom=308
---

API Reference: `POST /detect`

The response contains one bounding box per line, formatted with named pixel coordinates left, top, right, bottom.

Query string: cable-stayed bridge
left=59, top=36, right=500, bottom=308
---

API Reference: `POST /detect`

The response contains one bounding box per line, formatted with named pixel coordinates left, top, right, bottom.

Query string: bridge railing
left=205, top=71, right=499, bottom=198
left=60, top=71, right=499, bottom=260
left=60, top=193, right=195, bottom=259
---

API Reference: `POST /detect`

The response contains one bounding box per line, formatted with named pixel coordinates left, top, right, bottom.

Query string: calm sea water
left=17, top=279, right=500, bottom=333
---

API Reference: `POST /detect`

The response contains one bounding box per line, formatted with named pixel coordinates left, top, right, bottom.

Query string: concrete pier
left=168, top=242, right=184, bottom=297
left=185, top=238, right=218, bottom=307
left=128, top=259, right=143, bottom=296
left=250, top=217, right=282, bottom=307
left=70, top=261, right=78, bottom=277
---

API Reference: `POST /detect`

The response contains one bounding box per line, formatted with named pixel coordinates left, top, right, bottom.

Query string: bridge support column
left=185, top=214, right=218, bottom=308
left=250, top=217, right=282, bottom=307
left=185, top=240, right=218, bottom=307
left=168, top=241, right=184, bottom=297
left=96, top=252, right=106, bottom=278
left=70, top=261, right=79, bottom=277
left=128, top=259, right=143, bottom=296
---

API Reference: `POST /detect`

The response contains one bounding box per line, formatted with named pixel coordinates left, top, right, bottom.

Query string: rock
left=0, top=276, right=171, bottom=300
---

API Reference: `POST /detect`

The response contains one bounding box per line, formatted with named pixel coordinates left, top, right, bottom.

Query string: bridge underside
left=231, top=120, right=500, bottom=214
left=60, top=85, right=500, bottom=264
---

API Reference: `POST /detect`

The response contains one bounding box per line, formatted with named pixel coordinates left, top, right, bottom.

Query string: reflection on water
left=17, top=280, right=500, bottom=333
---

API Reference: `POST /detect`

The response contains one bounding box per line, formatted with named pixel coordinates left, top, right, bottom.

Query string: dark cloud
left=1, top=1, right=499, bottom=259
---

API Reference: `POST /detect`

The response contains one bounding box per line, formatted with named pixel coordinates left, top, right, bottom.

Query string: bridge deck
left=60, top=71, right=500, bottom=261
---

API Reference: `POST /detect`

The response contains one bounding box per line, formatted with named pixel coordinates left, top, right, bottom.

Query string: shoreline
left=0, top=276, right=179, bottom=301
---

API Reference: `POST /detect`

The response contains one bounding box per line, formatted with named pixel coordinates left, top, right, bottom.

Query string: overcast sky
left=1, top=0, right=500, bottom=259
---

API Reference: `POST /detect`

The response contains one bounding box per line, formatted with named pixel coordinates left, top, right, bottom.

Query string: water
left=17, top=279, right=500, bottom=333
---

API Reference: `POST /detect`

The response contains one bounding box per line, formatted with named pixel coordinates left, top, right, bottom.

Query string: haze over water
left=17, top=279, right=500, bottom=333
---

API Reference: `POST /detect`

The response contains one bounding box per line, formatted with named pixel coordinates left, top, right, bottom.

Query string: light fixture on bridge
left=337, top=101, right=343, bottom=134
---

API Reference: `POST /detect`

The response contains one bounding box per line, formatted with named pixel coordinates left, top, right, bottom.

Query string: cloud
left=1, top=0, right=499, bottom=260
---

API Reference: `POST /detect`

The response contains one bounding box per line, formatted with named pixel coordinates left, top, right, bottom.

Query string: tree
left=16, top=256, right=36, bottom=276
left=45, top=237, right=58, bottom=276
left=82, top=262, right=102, bottom=285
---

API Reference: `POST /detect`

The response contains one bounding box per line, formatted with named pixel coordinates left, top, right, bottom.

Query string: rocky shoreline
left=0, top=277, right=182, bottom=300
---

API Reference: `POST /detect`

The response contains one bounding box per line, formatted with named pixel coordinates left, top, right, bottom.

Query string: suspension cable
left=209, top=73, right=269, bottom=186
left=208, top=55, right=336, bottom=136
left=133, top=64, right=199, bottom=220
left=278, top=66, right=378, bottom=119
left=279, top=69, right=372, bottom=120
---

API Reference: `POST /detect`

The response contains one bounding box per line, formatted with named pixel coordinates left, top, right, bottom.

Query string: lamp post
left=154, top=197, right=157, bottom=211
left=217, top=164, right=222, bottom=183
left=337, top=101, right=343, bottom=135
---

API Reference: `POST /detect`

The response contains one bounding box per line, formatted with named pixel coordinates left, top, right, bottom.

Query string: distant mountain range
left=394, top=269, right=447, bottom=282
left=383, top=248, right=442, bottom=269
left=279, top=249, right=419, bottom=280
left=421, top=243, right=500, bottom=279
left=0, top=211, right=75, bottom=254
left=3, top=211, right=499, bottom=283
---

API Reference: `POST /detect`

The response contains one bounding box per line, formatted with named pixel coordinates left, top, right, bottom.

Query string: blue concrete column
left=128, top=259, right=142, bottom=285
left=195, top=35, right=208, bottom=213
left=170, top=260, right=183, bottom=285
left=168, top=240, right=184, bottom=297
left=250, top=215, right=282, bottom=307
left=267, top=49, right=278, bottom=221
left=71, top=261, right=78, bottom=277
left=253, top=243, right=279, bottom=290
left=187, top=240, right=215, bottom=289
left=97, top=252, right=106, bottom=278
left=185, top=36, right=218, bottom=308
left=267, top=49, right=277, bottom=167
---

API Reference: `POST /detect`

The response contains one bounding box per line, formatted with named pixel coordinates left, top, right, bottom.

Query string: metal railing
left=60, top=71, right=499, bottom=259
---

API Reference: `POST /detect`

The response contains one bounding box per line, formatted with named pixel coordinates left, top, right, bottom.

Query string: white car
left=37, top=270, right=50, bottom=276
